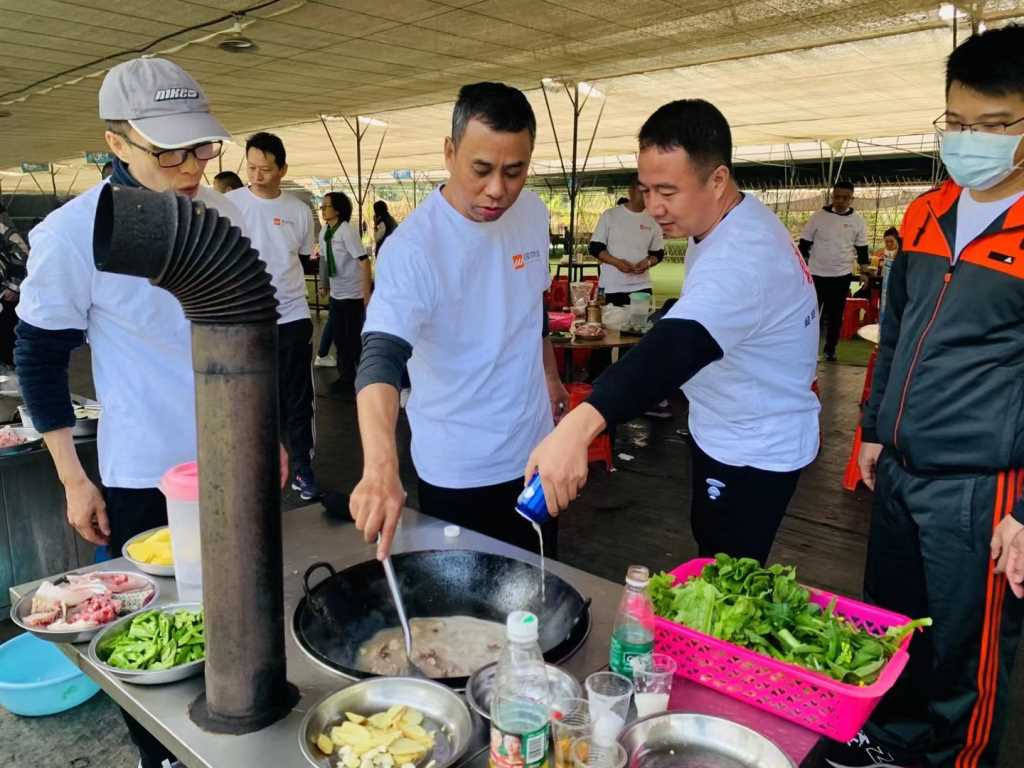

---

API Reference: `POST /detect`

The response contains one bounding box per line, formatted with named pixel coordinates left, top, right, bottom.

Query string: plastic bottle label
left=489, top=722, right=549, bottom=768
left=609, top=634, right=653, bottom=677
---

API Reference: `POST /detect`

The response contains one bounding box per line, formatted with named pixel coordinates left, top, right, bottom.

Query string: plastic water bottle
left=490, top=611, right=551, bottom=768
left=609, top=565, right=655, bottom=678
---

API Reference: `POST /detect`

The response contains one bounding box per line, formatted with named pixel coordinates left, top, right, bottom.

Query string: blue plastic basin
left=0, top=632, right=101, bottom=716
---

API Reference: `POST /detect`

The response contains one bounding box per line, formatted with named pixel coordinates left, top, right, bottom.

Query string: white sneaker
left=314, top=354, right=336, bottom=368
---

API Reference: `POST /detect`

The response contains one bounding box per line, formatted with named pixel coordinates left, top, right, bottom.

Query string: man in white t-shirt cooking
left=589, top=178, right=665, bottom=305
left=525, top=99, right=820, bottom=565
left=227, top=133, right=319, bottom=500
left=798, top=181, right=870, bottom=361
left=14, top=56, right=243, bottom=768
left=350, top=82, right=569, bottom=561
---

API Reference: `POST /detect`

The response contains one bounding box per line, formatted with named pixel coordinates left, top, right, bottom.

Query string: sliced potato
left=316, top=733, right=335, bottom=755
left=322, top=707, right=429, bottom=767
left=339, top=721, right=372, bottom=746
left=401, top=724, right=428, bottom=741
left=400, top=709, right=423, bottom=727
left=390, top=738, right=426, bottom=756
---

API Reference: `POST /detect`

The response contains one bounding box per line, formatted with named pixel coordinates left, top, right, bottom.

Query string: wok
left=292, top=549, right=591, bottom=690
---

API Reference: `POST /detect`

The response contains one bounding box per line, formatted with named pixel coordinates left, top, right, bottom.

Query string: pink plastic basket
left=654, top=558, right=916, bottom=742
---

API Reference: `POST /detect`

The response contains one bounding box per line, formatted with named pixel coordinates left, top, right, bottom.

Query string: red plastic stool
left=567, top=382, right=592, bottom=409
left=860, top=348, right=878, bottom=406
left=843, top=426, right=864, bottom=491
left=565, top=383, right=613, bottom=470
left=843, top=347, right=879, bottom=491
left=841, top=298, right=869, bottom=340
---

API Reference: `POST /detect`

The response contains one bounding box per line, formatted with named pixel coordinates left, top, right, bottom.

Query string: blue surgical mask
left=940, top=130, right=1024, bottom=190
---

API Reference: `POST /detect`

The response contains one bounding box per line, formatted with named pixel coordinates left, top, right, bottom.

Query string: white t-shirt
left=321, top=221, right=367, bottom=300
left=17, top=182, right=245, bottom=489
left=801, top=207, right=868, bottom=277
left=364, top=187, right=553, bottom=488
left=668, top=194, right=820, bottom=472
left=226, top=187, right=314, bottom=325
left=591, top=205, right=664, bottom=293
left=954, top=189, right=1024, bottom=261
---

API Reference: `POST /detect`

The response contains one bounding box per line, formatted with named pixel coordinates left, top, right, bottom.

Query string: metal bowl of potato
left=299, top=677, right=473, bottom=768
left=122, top=526, right=174, bottom=578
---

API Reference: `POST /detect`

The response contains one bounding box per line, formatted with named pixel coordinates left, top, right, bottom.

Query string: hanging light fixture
left=938, top=3, right=959, bottom=24
left=218, top=16, right=258, bottom=53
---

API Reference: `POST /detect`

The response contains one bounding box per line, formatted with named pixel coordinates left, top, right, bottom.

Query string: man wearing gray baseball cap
left=14, top=57, right=245, bottom=768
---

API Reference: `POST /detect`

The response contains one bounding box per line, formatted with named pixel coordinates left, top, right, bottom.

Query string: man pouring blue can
left=350, top=82, right=568, bottom=561
left=525, top=99, right=820, bottom=565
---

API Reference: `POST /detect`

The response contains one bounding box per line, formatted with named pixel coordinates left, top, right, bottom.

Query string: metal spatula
left=378, top=535, right=429, bottom=679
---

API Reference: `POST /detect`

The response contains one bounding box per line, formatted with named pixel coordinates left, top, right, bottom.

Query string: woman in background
left=373, top=200, right=398, bottom=257
left=319, top=192, right=371, bottom=395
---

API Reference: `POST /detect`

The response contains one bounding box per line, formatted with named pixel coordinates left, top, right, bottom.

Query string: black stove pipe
left=92, top=184, right=295, bottom=733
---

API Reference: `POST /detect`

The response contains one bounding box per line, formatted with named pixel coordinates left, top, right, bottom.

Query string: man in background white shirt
left=227, top=133, right=318, bottom=499
left=799, top=180, right=870, bottom=361
left=589, top=178, right=665, bottom=305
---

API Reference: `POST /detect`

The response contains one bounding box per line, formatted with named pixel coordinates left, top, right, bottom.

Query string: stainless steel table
left=10, top=506, right=823, bottom=767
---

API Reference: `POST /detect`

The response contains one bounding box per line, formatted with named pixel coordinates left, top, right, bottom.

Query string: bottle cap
left=160, top=461, right=199, bottom=503
left=625, top=565, right=650, bottom=588
left=506, top=610, right=540, bottom=642
left=443, top=525, right=461, bottom=538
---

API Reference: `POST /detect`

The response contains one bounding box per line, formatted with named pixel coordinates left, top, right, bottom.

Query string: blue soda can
left=516, top=473, right=551, bottom=525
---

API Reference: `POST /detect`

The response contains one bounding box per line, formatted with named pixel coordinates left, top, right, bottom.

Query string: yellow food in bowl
left=127, top=529, right=173, bottom=566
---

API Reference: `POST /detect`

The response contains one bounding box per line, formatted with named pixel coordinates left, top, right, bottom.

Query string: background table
left=549, top=328, right=641, bottom=381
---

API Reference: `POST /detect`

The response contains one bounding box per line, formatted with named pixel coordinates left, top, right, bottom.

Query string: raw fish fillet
left=22, top=607, right=60, bottom=627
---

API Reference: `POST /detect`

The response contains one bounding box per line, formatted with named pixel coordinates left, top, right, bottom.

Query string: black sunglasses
left=117, top=133, right=223, bottom=168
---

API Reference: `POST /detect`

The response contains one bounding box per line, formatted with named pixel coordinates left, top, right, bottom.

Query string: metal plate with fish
left=619, top=713, right=795, bottom=768
left=10, top=571, right=159, bottom=644
left=0, top=425, right=42, bottom=456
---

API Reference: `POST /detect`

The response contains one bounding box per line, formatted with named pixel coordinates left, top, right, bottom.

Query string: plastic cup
left=570, top=738, right=627, bottom=768
left=585, top=671, right=633, bottom=746
left=551, top=698, right=591, bottom=768
left=630, top=653, right=677, bottom=717
left=160, top=461, right=202, bottom=602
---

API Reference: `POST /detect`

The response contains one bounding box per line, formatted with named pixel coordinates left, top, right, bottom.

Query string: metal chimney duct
left=92, top=184, right=296, bottom=733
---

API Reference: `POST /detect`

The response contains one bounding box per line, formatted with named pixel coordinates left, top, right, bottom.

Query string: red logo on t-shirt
left=512, top=253, right=525, bottom=270
left=273, top=217, right=282, bottom=226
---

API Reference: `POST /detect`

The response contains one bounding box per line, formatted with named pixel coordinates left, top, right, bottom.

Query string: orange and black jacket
left=863, top=180, right=1024, bottom=509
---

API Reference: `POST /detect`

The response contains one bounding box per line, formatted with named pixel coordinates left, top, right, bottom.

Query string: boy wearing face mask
left=829, top=26, right=1024, bottom=768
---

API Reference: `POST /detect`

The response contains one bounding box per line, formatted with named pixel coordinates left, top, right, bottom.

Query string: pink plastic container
left=159, top=461, right=202, bottom=602
left=654, top=558, right=915, bottom=742
left=547, top=311, right=574, bottom=332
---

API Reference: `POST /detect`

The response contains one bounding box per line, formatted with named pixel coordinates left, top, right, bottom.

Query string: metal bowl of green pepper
left=86, top=602, right=204, bottom=685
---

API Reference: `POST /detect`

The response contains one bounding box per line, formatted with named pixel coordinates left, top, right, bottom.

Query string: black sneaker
left=825, top=351, right=838, bottom=362
left=825, top=731, right=911, bottom=768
